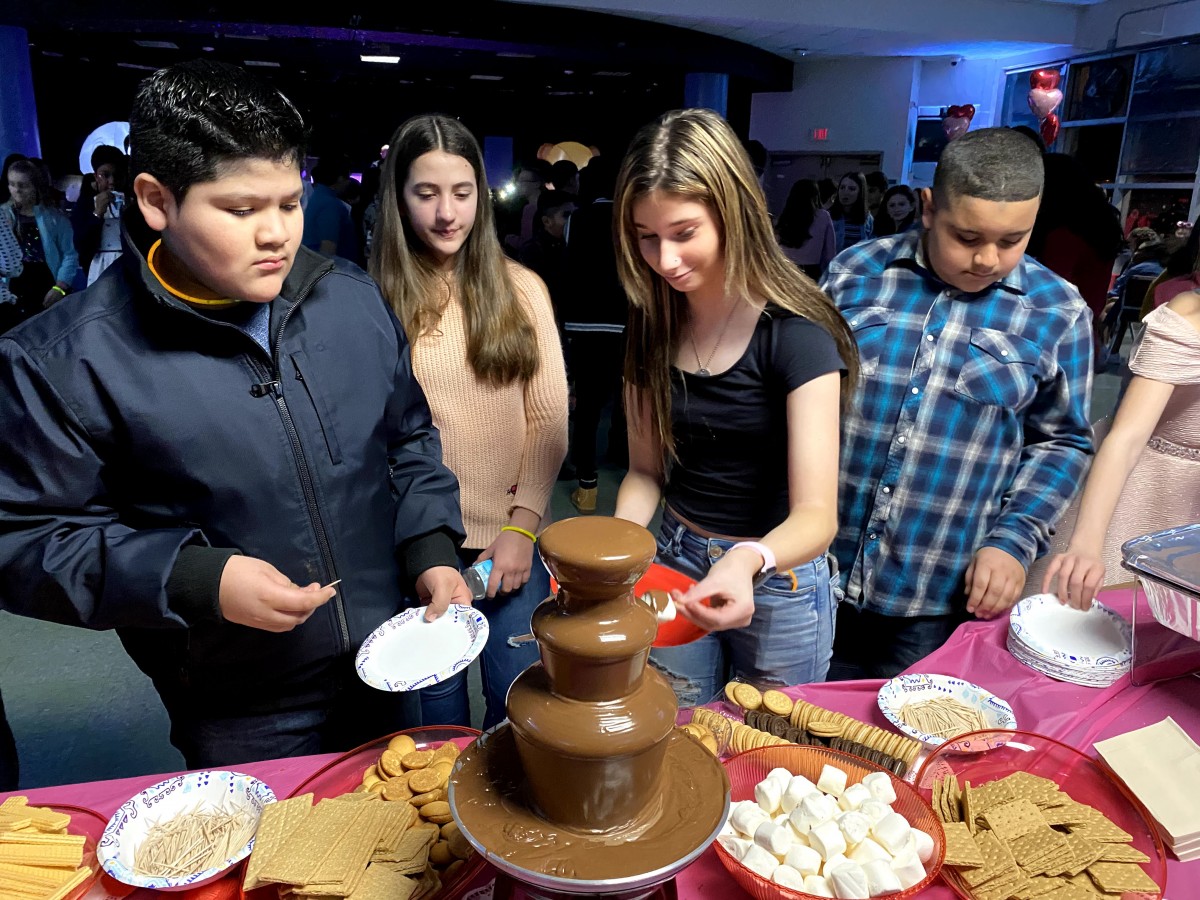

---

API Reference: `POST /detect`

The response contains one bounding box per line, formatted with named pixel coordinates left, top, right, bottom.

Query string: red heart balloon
left=1040, top=112, right=1060, bottom=146
left=1029, top=68, right=1060, bottom=90
left=945, top=104, right=976, bottom=121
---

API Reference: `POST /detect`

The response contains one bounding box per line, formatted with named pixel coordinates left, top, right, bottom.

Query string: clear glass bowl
left=716, top=745, right=946, bottom=900
left=913, top=729, right=1168, bottom=900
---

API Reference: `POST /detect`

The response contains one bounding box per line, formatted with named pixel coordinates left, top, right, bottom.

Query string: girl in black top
left=613, top=108, right=859, bottom=702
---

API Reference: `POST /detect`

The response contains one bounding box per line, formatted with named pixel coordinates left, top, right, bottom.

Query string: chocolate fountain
left=449, top=516, right=730, bottom=898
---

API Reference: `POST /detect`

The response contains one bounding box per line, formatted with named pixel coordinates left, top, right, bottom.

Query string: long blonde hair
left=371, top=114, right=536, bottom=386
left=613, top=108, right=859, bottom=459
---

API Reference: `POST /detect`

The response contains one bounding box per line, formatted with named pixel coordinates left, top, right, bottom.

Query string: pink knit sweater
left=411, top=260, right=569, bottom=548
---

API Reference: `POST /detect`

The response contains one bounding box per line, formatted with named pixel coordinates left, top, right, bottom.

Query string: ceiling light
left=470, top=74, right=504, bottom=81
left=226, top=33, right=269, bottom=41
left=497, top=52, right=536, bottom=59
left=361, top=54, right=401, bottom=63
left=594, top=71, right=631, bottom=77
left=117, top=62, right=158, bottom=70
left=134, top=40, right=179, bottom=50
left=244, top=60, right=281, bottom=67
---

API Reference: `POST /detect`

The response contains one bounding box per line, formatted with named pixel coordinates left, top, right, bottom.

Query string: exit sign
left=811, top=127, right=829, bottom=141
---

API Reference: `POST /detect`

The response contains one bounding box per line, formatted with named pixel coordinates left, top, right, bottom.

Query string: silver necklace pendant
left=696, top=366, right=712, bottom=377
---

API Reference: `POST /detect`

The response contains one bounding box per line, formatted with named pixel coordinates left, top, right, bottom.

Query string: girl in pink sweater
left=371, top=115, right=568, bottom=728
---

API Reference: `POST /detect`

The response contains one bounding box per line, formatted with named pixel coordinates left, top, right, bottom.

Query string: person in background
left=549, top=159, right=580, bottom=195
left=1027, top=153, right=1123, bottom=326
left=371, top=114, right=568, bottom=730
left=865, top=171, right=889, bottom=219
left=0, top=154, right=27, bottom=206
left=0, top=60, right=469, bottom=768
left=72, top=144, right=129, bottom=285
left=519, top=189, right=577, bottom=328
left=500, top=158, right=550, bottom=256
left=1148, top=226, right=1200, bottom=309
left=561, top=154, right=630, bottom=514
left=776, top=178, right=836, bottom=280
left=817, top=177, right=838, bottom=213
left=613, top=108, right=858, bottom=704
left=872, top=184, right=919, bottom=237
left=1042, top=291, right=1200, bottom=610
left=823, top=128, right=1094, bottom=679
left=0, top=158, right=79, bottom=332
left=830, top=172, right=873, bottom=253
left=301, top=151, right=359, bottom=260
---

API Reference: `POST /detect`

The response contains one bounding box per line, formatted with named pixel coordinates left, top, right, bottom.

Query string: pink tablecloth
left=4, top=587, right=1197, bottom=899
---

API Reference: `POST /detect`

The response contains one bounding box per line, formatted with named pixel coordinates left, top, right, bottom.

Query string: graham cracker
left=1085, top=862, right=1160, bottom=894
left=257, top=799, right=369, bottom=886
left=1095, top=843, right=1150, bottom=864
left=943, top=821, right=986, bottom=867
left=243, top=793, right=315, bottom=892
left=982, top=799, right=1046, bottom=841
left=346, top=863, right=420, bottom=900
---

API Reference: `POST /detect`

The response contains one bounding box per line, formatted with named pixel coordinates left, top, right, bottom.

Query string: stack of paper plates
left=1007, top=593, right=1131, bottom=687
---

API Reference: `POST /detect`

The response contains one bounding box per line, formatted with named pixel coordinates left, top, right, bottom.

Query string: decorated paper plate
left=1009, top=594, right=1131, bottom=667
left=99, top=770, right=274, bottom=891
left=877, top=673, right=1017, bottom=749
left=356, top=603, right=489, bottom=692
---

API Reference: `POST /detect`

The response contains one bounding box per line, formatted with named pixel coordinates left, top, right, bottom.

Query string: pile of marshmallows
left=719, top=764, right=934, bottom=898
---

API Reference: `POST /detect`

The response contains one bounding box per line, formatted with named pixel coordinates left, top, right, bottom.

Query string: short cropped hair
left=865, top=170, right=889, bottom=192
left=130, top=59, right=307, bottom=203
left=90, top=144, right=125, bottom=173
left=933, top=127, right=1044, bottom=205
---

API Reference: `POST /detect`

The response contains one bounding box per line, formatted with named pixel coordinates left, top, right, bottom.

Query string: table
left=4, top=587, right=1197, bottom=899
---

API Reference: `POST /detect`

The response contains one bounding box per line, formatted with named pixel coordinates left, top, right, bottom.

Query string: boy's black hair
left=865, top=170, right=889, bottom=192
left=933, top=127, right=1044, bottom=206
left=549, top=159, right=579, bottom=191
left=90, top=144, right=126, bottom=173
left=536, top=188, right=576, bottom=218
left=130, top=59, right=308, bottom=203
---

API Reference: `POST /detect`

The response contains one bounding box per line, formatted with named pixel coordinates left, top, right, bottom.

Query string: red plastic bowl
left=913, top=729, right=1167, bottom=900
left=716, top=745, right=946, bottom=900
left=549, top=561, right=707, bottom=647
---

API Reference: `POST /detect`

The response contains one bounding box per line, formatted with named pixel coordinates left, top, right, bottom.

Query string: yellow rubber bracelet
left=50, top=285, right=67, bottom=296
left=501, top=525, right=537, bottom=543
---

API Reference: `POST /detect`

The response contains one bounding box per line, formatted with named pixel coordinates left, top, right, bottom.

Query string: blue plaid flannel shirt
left=821, top=231, right=1094, bottom=617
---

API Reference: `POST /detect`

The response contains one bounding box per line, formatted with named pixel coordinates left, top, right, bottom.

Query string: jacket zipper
left=250, top=271, right=350, bottom=652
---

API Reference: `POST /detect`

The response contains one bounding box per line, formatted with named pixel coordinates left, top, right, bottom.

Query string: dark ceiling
left=5, top=1, right=793, bottom=178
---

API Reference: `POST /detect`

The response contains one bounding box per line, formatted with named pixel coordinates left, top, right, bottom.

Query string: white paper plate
left=99, top=770, right=274, bottom=891
left=1009, top=594, right=1132, bottom=667
left=877, top=673, right=1017, bottom=748
left=356, top=604, right=489, bottom=692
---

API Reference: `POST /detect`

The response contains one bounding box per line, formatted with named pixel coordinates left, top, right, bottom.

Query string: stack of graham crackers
left=933, top=771, right=1160, bottom=900
left=243, top=792, right=450, bottom=900
left=0, top=797, right=93, bottom=900
left=722, top=682, right=923, bottom=776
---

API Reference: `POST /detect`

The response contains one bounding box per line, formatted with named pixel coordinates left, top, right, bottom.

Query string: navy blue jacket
left=0, top=236, right=464, bottom=713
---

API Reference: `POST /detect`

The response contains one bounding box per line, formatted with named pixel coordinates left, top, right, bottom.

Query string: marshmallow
left=862, top=772, right=898, bottom=805
left=784, top=843, right=824, bottom=877
left=767, top=767, right=796, bottom=788
left=782, top=774, right=821, bottom=812
left=773, top=864, right=808, bottom=891
left=839, top=783, right=873, bottom=811
left=754, top=819, right=795, bottom=857
left=911, top=828, right=935, bottom=865
left=859, top=799, right=892, bottom=825
left=872, top=812, right=912, bottom=855
left=848, top=837, right=893, bottom=866
left=790, top=792, right=836, bottom=835
left=890, top=850, right=927, bottom=890
left=731, top=800, right=770, bottom=836
left=829, top=860, right=871, bottom=900
left=818, top=764, right=849, bottom=797
left=717, top=834, right=754, bottom=860
left=755, top=777, right=785, bottom=815
left=741, top=843, right=781, bottom=880
left=863, top=858, right=903, bottom=896
left=809, top=819, right=848, bottom=861
left=837, top=811, right=873, bottom=847
left=822, top=853, right=851, bottom=877
left=805, top=875, right=835, bottom=897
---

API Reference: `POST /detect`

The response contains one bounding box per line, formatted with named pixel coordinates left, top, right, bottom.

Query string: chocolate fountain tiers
left=449, top=517, right=730, bottom=893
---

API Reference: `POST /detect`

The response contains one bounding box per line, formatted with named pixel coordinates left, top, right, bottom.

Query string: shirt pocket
left=954, top=328, right=1039, bottom=410
left=290, top=351, right=344, bottom=465
left=845, top=308, right=889, bottom=377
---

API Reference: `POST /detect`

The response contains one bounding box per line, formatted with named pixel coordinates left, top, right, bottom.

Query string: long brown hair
left=614, top=108, right=859, bottom=459
left=371, top=114, right=536, bottom=386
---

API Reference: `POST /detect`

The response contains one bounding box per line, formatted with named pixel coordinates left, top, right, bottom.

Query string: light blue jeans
left=418, top=549, right=548, bottom=730
left=649, top=509, right=841, bottom=707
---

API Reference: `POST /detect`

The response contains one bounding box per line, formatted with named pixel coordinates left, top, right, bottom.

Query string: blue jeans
left=418, top=549, right=547, bottom=730
left=648, top=509, right=841, bottom=707
left=827, top=605, right=970, bottom=680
